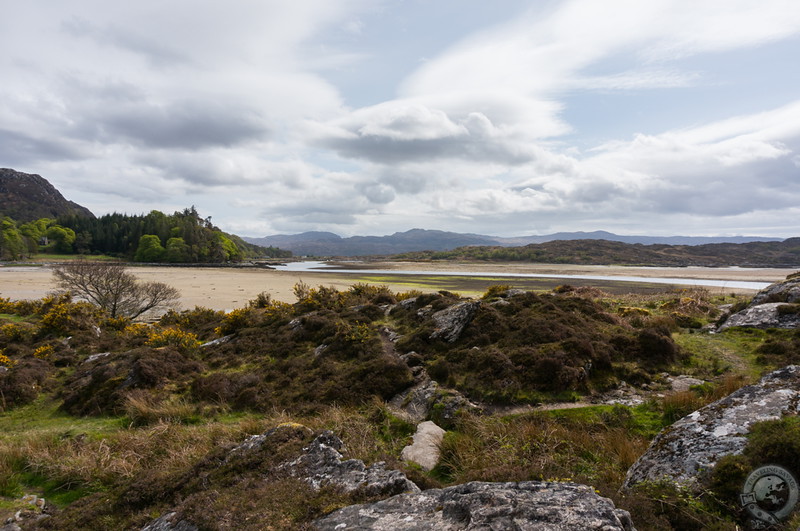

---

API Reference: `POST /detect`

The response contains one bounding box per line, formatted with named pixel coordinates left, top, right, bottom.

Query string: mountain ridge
left=244, top=228, right=784, bottom=257
left=0, top=168, right=95, bottom=222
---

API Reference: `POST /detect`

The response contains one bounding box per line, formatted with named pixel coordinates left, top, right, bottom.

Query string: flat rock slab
left=623, top=365, right=800, bottom=491
left=401, top=421, right=446, bottom=471
left=717, top=302, right=800, bottom=330
left=314, top=481, right=636, bottom=530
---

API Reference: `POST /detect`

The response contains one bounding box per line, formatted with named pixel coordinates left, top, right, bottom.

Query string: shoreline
left=1, top=261, right=795, bottom=312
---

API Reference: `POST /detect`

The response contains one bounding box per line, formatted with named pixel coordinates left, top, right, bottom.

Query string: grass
left=0, top=281, right=790, bottom=529
left=347, top=273, right=675, bottom=297
left=0, top=397, right=126, bottom=439
left=674, top=327, right=781, bottom=379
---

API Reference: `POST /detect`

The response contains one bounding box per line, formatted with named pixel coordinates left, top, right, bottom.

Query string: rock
left=623, top=365, right=800, bottom=491
left=717, top=302, right=800, bottom=330
left=141, top=425, right=419, bottom=530
left=388, top=374, right=481, bottom=425
left=199, top=335, right=232, bottom=348
left=140, top=512, right=199, bottom=531
left=314, top=481, right=636, bottom=530
left=430, top=301, right=480, bottom=343
left=278, top=430, right=420, bottom=497
left=401, top=421, right=446, bottom=471
left=717, top=275, right=800, bottom=330
left=389, top=377, right=440, bottom=422
left=668, top=375, right=705, bottom=392
left=750, top=275, right=800, bottom=305
left=83, top=352, right=110, bottom=364
left=601, top=381, right=646, bottom=407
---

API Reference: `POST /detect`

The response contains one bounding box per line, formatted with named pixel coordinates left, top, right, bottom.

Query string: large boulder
left=718, top=275, right=800, bottom=330
left=314, top=481, right=636, bottom=530
left=717, top=302, right=800, bottom=330
left=430, top=301, right=481, bottom=343
left=623, top=365, right=800, bottom=491
left=400, top=421, right=446, bottom=471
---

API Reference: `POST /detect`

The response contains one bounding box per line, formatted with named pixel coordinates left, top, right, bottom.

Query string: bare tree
left=52, top=260, right=180, bottom=318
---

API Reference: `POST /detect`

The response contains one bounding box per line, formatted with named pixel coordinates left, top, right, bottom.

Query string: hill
left=0, top=168, right=95, bottom=222
left=1, top=277, right=798, bottom=529
left=244, top=229, right=782, bottom=257
left=401, top=237, right=800, bottom=267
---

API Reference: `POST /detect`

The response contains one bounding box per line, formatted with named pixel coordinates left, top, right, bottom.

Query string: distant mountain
left=402, top=237, right=800, bottom=268
left=494, top=230, right=783, bottom=246
left=245, top=229, right=497, bottom=256
left=0, top=168, right=95, bottom=222
left=244, top=228, right=783, bottom=257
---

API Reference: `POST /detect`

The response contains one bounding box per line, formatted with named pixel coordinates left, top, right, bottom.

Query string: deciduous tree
left=52, top=260, right=180, bottom=318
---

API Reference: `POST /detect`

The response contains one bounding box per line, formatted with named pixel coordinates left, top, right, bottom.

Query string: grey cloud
left=98, top=100, right=270, bottom=150
left=315, top=107, right=536, bottom=166
left=360, top=183, right=395, bottom=204
left=321, top=132, right=535, bottom=165
left=380, top=169, right=431, bottom=195
left=62, top=17, right=190, bottom=68
left=0, top=129, right=85, bottom=166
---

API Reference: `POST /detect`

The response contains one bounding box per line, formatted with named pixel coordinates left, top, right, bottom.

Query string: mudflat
left=0, top=261, right=795, bottom=312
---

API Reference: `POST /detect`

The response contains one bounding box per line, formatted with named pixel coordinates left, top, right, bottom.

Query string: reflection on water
left=272, top=261, right=771, bottom=291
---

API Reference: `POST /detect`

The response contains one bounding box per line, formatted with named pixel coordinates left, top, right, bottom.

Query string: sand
left=0, top=261, right=795, bottom=312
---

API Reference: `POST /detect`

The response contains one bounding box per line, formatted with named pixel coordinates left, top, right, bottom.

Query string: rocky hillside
left=1, top=276, right=800, bottom=529
left=0, top=168, right=94, bottom=222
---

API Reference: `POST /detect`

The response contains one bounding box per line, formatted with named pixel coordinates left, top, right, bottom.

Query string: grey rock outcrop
left=717, top=302, right=800, bottom=330
left=430, top=301, right=481, bottom=342
left=279, top=430, right=420, bottom=496
left=314, top=481, right=636, bottom=530
left=140, top=512, right=198, bottom=531
left=388, top=372, right=481, bottom=425
left=623, top=365, right=800, bottom=491
left=140, top=425, right=419, bottom=530
left=401, top=421, right=446, bottom=471
left=750, top=275, right=800, bottom=305
left=717, top=275, right=800, bottom=330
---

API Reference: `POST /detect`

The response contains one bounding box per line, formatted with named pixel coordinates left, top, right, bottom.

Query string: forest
left=0, top=207, right=290, bottom=262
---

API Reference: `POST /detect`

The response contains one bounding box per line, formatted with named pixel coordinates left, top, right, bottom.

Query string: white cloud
left=1, top=1, right=800, bottom=238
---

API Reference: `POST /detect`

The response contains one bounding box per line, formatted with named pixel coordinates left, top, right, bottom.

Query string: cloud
left=313, top=101, right=546, bottom=165
left=2, top=1, right=800, bottom=239
left=0, top=129, right=85, bottom=166
left=99, top=99, right=270, bottom=150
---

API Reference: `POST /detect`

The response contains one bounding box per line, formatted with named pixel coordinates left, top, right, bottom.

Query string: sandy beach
left=0, top=261, right=795, bottom=312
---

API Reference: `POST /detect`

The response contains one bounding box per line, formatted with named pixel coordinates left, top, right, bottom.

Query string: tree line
left=0, top=206, right=290, bottom=262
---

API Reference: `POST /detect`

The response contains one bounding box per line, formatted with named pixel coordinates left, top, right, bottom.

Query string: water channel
left=272, top=261, right=773, bottom=291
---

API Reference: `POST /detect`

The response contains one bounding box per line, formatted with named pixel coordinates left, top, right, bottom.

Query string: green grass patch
left=0, top=397, right=126, bottom=439
left=673, top=328, right=784, bottom=379
left=0, top=313, right=29, bottom=324
left=542, top=402, right=665, bottom=438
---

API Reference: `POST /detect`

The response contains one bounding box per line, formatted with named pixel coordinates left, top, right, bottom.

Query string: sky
left=2, top=0, right=800, bottom=239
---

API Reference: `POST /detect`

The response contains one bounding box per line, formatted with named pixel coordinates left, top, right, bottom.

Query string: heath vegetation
left=0, top=276, right=798, bottom=529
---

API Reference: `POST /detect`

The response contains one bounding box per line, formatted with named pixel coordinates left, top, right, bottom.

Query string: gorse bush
left=146, top=327, right=201, bottom=354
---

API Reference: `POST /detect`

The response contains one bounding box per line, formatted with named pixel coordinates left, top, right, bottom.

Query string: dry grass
left=437, top=412, right=650, bottom=489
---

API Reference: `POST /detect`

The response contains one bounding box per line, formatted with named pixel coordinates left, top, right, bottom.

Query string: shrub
left=482, top=284, right=513, bottom=300
left=248, top=291, right=272, bottom=308
left=0, top=358, right=51, bottom=411
left=146, top=327, right=201, bottom=354
left=0, top=323, right=33, bottom=345
left=33, top=344, right=55, bottom=361
left=215, top=308, right=255, bottom=336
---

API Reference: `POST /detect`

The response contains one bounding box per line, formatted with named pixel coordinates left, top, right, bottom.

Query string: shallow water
left=272, top=261, right=772, bottom=291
